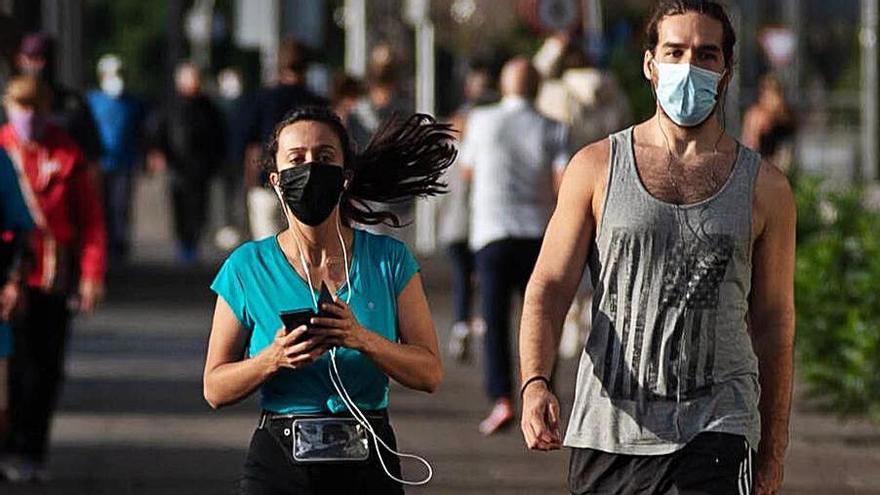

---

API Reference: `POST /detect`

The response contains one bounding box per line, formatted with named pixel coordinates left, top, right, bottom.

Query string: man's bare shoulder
left=755, top=159, right=794, bottom=203
left=754, top=159, right=796, bottom=233
left=565, top=137, right=611, bottom=184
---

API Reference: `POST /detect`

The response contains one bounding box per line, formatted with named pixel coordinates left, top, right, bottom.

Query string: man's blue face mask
left=652, top=59, right=725, bottom=127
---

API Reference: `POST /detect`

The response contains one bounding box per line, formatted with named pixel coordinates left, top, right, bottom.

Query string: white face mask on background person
left=100, top=75, right=125, bottom=98
left=218, top=73, right=242, bottom=100
left=652, top=59, right=725, bottom=127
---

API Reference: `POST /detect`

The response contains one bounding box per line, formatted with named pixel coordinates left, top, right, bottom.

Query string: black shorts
left=239, top=412, right=404, bottom=495
left=569, top=432, right=754, bottom=495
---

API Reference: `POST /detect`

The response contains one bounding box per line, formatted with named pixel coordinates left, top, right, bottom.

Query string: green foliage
left=83, top=0, right=170, bottom=97
left=793, top=175, right=880, bottom=421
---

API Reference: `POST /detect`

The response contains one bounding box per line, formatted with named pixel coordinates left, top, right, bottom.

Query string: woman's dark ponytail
left=265, top=106, right=457, bottom=227
left=343, top=113, right=457, bottom=226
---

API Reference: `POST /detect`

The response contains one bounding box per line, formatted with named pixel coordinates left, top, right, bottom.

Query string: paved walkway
left=4, top=173, right=879, bottom=494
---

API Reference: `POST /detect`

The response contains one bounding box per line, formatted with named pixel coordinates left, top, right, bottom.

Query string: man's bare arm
left=749, top=161, right=797, bottom=494
left=519, top=139, right=609, bottom=450
left=520, top=141, right=608, bottom=379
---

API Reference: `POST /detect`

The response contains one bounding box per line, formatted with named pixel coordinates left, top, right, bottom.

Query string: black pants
left=103, top=168, right=132, bottom=259
left=171, top=174, right=209, bottom=250
left=569, top=433, right=755, bottom=495
left=7, top=289, right=71, bottom=462
left=219, top=158, right=246, bottom=230
left=240, top=414, right=404, bottom=495
left=475, top=238, right=542, bottom=400
left=446, top=241, right=474, bottom=323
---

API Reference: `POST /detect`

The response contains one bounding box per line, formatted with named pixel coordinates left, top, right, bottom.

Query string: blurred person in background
left=353, top=43, right=412, bottom=131
left=460, top=57, right=571, bottom=435
left=86, top=54, right=144, bottom=263
left=534, top=32, right=632, bottom=150
left=440, top=62, right=497, bottom=363
left=214, top=67, right=247, bottom=251
left=0, top=75, right=106, bottom=483
left=15, top=33, right=101, bottom=166
left=0, top=15, right=22, bottom=123
left=0, top=149, right=34, bottom=453
left=533, top=33, right=634, bottom=361
left=354, top=43, right=417, bottom=246
left=243, top=38, right=328, bottom=241
left=204, top=107, right=454, bottom=493
left=146, top=61, right=224, bottom=264
left=519, top=2, right=795, bottom=494
left=330, top=72, right=371, bottom=147
left=742, top=73, right=796, bottom=173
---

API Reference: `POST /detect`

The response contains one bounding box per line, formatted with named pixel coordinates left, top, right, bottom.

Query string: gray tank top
left=564, top=127, right=762, bottom=455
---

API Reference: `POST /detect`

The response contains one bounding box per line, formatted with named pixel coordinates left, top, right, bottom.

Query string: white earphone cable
left=284, top=204, right=432, bottom=485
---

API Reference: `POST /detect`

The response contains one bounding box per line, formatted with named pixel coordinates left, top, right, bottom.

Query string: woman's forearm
left=359, top=332, right=442, bottom=394
left=204, top=350, right=276, bottom=409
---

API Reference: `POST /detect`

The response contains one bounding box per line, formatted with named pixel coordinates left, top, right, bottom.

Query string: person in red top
left=0, top=75, right=106, bottom=483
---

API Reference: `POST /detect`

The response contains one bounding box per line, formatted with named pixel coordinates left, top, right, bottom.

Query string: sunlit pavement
left=3, top=172, right=879, bottom=494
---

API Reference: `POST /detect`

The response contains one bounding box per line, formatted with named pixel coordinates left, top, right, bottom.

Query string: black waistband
left=259, top=409, right=388, bottom=428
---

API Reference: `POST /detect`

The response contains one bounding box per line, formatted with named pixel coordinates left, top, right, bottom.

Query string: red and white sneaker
left=479, top=398, right=515, bottom=436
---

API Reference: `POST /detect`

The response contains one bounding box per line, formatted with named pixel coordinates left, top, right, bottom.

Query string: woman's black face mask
left=277, top=162, right=345, bottom=226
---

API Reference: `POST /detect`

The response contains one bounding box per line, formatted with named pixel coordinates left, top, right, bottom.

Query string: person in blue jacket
left=203, top=106, right=456, bottom=494
left=86, top=54, right=144, bottom=262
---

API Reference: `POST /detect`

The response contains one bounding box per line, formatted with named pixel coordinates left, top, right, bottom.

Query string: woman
left=0, top=75, right=106, bottom=483
left=203, top=106, right=455, bottom=494
left=742, top=73, right=796, bottom=172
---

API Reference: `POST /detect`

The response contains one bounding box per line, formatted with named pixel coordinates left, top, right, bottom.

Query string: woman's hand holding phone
left=265, top=324, right=328, bottom=371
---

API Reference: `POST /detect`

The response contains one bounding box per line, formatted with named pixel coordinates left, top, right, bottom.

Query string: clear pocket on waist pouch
left=292, top=417, right=370, bottom=462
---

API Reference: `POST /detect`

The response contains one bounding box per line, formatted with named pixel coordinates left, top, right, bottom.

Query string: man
left=352, top=43, right=419, bottom=246
left=519, top=2, right=796, bottom=495
left=460, top=57, right=570, bottom=435
left=441, top=62, right=497, bottom=363
left=16, top=33, right=102, bottom=164
left=242, top=38, right=327, bottom=240
left=87, top=54, right=144, bottom=262
left=534, top=33, right=632, bottom=151
left=0, top=75, right=106, bottom=483
left=146, top=62, right=224, bottom=263
left=213, top=67, right=247, bottom=251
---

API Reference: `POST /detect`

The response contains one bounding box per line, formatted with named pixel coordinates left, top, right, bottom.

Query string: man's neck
left=501, top=94, right=530, bottom=107
left=278, top=71, right=303, bottom=86
left=651, top=108, right=727, bottom=157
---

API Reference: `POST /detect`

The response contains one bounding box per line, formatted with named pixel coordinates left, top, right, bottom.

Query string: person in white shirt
left=460, top=57, right=571, bottom=435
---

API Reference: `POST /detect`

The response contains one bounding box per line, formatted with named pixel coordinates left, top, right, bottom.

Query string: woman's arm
left=203, top=295, right=328, bottom=409
left=313, top=273, right=443, bottom=393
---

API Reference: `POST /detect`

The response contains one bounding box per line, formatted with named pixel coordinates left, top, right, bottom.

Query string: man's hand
left=78, top=279, right=105, bottom=313
left=754, top=451, right=785, bottom=494
left=0, top=281, right=21, bottom=321
left=520, top=380, right=562, bottom=451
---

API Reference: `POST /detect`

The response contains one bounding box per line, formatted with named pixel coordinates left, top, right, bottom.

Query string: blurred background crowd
left=0, top=0, right=878, bottom=492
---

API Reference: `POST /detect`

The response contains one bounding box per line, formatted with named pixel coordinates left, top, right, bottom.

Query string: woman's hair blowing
left=263, top=106, right=457, bottom=227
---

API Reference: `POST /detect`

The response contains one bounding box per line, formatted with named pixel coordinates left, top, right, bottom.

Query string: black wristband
left=520, top=375, right=551, bottom=398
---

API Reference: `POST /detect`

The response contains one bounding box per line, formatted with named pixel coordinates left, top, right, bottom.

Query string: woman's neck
left=283, top=214, right=354, bottom=266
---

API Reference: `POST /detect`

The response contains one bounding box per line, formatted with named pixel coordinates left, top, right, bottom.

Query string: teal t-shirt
left=210, top=229, right=420, bottom=414
left=0, top=150, right=34, bottom=358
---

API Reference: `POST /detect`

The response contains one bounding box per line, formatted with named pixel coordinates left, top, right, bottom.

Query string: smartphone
left=279, top=309, right=315, bottom=334
left=318, top=281, right=334, bottom=309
